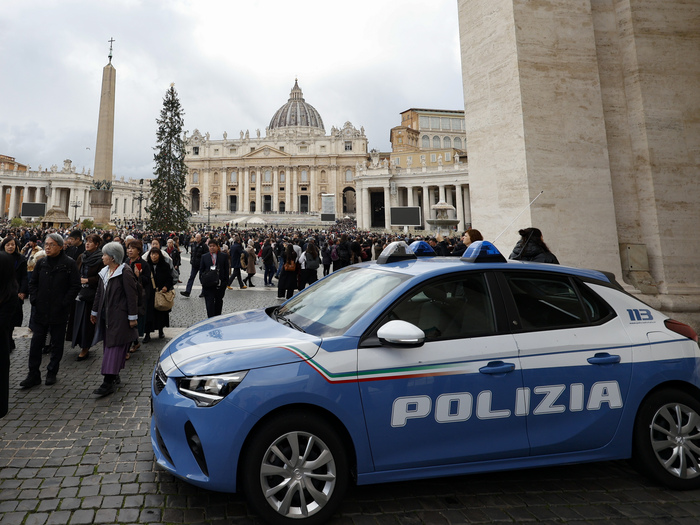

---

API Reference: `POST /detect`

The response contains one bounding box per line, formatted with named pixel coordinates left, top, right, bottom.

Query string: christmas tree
left=147, top=84, right=190, bottom=231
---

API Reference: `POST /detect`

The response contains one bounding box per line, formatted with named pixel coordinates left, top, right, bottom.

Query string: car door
left=499, top=271, right=633, bottom=456
left=358, top=272, right=528, bottom=471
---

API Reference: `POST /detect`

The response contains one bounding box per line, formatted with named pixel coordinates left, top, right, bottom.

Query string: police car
left=151, top=240, right=700, bottom=525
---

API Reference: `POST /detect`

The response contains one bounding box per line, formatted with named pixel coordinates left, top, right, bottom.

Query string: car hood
left=159, top=308, right=321, bottom=377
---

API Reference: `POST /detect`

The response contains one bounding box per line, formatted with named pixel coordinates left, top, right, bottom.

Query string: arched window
left=320, top=170, right=326, bottom=182
left=279, top=201, right=286, bottom=213
left=301, top=169, right=308, bottom=182
left=422, top=135, right=430, bottom=148
left=250, top=201, right=256, bottom=212
left=444, top=137, right=451, bottom=148
left=454, top=137, right=462, bottom=149
left=250, top=171, right=256, bottom=183
left=213, top=172, right=219, bottom=184
left=345, top=169, right=353, bottom=182
left=433, top=136, right=441, bottom=148
left=264, top=169, right=272, bottom=182
left=192, top=171, right=199, bottom=184
left=280, top=171, right=286, bottom=183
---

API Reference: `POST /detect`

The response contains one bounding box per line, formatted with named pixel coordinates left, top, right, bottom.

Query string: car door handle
left=479, top=361, right=516, bottom=374
left=587, top=353, right=621, bottom=365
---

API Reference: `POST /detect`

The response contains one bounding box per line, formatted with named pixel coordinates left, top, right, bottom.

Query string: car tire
left=241, top=411, right=349, bottom=525
left=633, top=389, right=700, bottom=490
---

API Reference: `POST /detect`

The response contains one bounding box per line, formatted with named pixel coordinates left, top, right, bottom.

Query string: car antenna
left=493, top=191, right=544, bottom=243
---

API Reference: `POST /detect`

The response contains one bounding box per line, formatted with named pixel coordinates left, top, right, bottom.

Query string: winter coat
left=244, top=246, right=257, bottom=275
left=91, top=263, right=139, bottom=347
left=9, top=251, right=27, bottom=328
left=28, top=251, right=81, bottom=328
left=509, top=240, right=560, bottom=264
left=146, top=258, right=174, bottom=332
left=230, top=242, right=244, bottom=269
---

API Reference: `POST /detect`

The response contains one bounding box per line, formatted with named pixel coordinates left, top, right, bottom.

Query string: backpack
left=330, top=245, right=339, bottom=261
left=306, top=254, right=320, bottom=270
left=338, top=244, right=350, bottom=261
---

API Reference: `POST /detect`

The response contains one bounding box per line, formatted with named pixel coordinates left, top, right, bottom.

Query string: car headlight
left=177, top=371, right=248, bottom=407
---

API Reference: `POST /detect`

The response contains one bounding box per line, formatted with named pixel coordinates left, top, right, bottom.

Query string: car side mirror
left=377, top=320, right=425, bottom=347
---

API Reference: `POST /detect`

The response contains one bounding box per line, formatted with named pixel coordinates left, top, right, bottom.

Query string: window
left=192, top=172, right=199, bottom=184
left=229, top=147, right=237, bottom=155
left=398, top=138, right=403, bottom=144
left=345, top=141, right=352, bottom=151
left=386, top=273, right=496, bottom=340
left=229, top=171, right=237, bottom=183
left=420, top=155, right=426, bottom=163
left=441, top=117, right=451, bottom=130
left=214, top=148, right=219, bottom=156
left=299, top=146, right=308, bottom=153
left=454, top=137, right=462, bottom=149
left=321, top=170, right=326, bottom=182
left=320, top=145, right=326, bottom=153
left=422, top=135, right=430, bottom=148
left=280, top=171, right=285, bottom=183
left=264, top=169, right=272, bottom=183
left=251, top=172, right=256, bottom=183
left=279, top=146, right=284, bottom=152
left=433, top=136, right=441, bottom=148
left=430, top=154, right=437, bottom=162
left=394, top=157, right=401, bottom=166
left=430, top=117, right=441, bottom=129
left=445, top=152, right=451, bottom=161
left=345, top=169, right=353, bottom=182
left=504, top=273, right=612, bottom=330
left=192, top=146, right=199, bottom=155
left=444, top=137, right=451, bottom=148
left=419, top=116, right=429, bottom=129
left=250, top=147, right=255, bottom=153
left=301, top=169, right=308, bottom=182
left=279, top=201, right=286, bottom=212
left=263, top=195, right=272, bottom=212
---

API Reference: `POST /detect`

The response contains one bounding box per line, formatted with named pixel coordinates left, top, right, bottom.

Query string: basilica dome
left=269, top=80, right=325, bottom=131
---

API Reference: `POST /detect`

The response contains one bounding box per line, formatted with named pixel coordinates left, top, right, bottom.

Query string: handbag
left=283, top=259, right=296, bottom=272
left=200, top=268, right=220, bottom=288
left=151, top=276, right=175, bottom=311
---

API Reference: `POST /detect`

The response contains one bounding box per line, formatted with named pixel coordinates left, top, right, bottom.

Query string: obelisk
left=89, top=38, right=117, bottom=226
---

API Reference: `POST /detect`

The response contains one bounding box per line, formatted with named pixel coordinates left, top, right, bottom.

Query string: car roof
left=356, top=257, right=613, bottom=284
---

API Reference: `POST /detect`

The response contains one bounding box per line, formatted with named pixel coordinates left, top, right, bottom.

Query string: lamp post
left=70, top=200, right=82, bottom=223
left=134, top=179, right=149, bottom=228
left=203, top=201, right=214, bottom=228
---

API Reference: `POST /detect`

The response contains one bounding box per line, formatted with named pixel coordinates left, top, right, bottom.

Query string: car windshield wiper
left=273, top=308, right=306, bottom=333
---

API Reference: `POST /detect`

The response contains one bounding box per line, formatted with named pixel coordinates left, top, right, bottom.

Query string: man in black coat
left=21, top=233, right=81, bottom=388
left=199, top=239, right=230, bottom=318
left=227, top=236, right=246, bottom=289
left=181, top=233, right=207, bottom=297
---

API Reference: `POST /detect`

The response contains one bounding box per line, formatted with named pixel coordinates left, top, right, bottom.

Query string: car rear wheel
left=633, top=389, right=700, bottom=490
left=241, top=411, right=348, bottom=525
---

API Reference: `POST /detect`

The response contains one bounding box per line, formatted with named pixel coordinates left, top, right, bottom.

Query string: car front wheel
left=633, top=389, right=700, bottom=490
left=241, top=411, right=349, bottom=525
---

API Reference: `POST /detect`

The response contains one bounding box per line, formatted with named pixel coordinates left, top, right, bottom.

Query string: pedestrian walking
left=20, top=233, right=80, bottom=388
left=0, top=252, right=20, bottom=417
left=200, top=239, right=229, bottom=318
left=181, top=233, right=207, bottom=297
left=89, top=242, right=138, bottom=397
left=1, top=236, right=28, bottom=351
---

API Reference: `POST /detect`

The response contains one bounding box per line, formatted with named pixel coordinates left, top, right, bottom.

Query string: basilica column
left=406, top=185, right=414, bottom=207
left=362, top=187, right=371, bottom=230
left=421, top=186, right=430, bottom=230
left=310, top=167, right=317, bottom=212
left=255, top=169, right=261, bottom=214
left=292, top=168, right=298, bottom=212
left=273, top=168, right=279, bottom=212
left=242, top=168, right=249, bottom=213
left=463, top=185, right=472, bottom=229
left=438, top=185, right=446, bottom=203
left=8, top=186, right=20, bottom=218
left=455, top=184, right=465, bottom=232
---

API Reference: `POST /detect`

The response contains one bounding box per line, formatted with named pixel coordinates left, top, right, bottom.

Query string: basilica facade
left=184, top=81, right=369, bottom=222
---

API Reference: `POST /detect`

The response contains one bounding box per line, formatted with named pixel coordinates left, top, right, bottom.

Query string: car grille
left=153, top=364, right=167, bottom=395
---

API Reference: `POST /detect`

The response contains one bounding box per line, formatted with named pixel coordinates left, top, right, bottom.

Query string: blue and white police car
left=151, top=241, right=700, bottom=525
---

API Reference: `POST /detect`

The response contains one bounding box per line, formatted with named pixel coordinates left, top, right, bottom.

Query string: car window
left=505, top=272, right=592, bottom=330
left=278, top=266, right=409, bottom=337
left=387, top=273, right=496, bottom=340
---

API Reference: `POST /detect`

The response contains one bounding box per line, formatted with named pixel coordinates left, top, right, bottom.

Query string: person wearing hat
left=20, top=233, right=81, bottom=388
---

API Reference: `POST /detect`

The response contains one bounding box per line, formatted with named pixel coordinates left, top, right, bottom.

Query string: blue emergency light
left=460, top=241, right=507, bottom=263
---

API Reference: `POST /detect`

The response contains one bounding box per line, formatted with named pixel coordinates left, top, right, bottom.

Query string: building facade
left=0, top=157, right=148, bottom=225
left=184, top=81, right=368, bottom=222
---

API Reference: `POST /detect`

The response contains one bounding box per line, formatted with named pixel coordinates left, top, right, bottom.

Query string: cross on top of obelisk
left=108, top=37, right=115, bottom=64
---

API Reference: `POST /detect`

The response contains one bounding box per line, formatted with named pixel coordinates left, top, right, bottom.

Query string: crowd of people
left=0, top=221, right=558, bottom=406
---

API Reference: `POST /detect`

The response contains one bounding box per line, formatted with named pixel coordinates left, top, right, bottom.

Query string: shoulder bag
left=151, top=275, right=175, bottom=311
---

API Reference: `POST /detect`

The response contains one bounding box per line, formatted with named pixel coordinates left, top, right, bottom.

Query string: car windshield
left=275, top=266, right=409, bottom=337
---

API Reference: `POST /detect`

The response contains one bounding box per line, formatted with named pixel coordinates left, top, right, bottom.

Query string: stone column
left=438, top=185, right=446, bottom=203
left=255, top=170, right=261, bottom=214
left=458, top=0, right=621, bottom=275
left=8, top=186, right=19, bottom=218
left=363, top=188, right=371, bottom=229
left=292, top=168, right=298, bottom=212
left=273, top=168, right=279, bottom=213
left=284, top=170, right=291, bottom=213
left=310, top=167, right=317, bottom=212
left=242, top=168, right=249, bottom=213
left=421, top=186, right=430, bottom=229
left=406, top=186, right=414, bottom=207
left=455, top=184, right=465, bottom=232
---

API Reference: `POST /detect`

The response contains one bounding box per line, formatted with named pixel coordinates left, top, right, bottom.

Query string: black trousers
left=204, top=286, right=225, bottom=318
left=228, top=267, right=245, bottom=287
left=28, top=322, right=68, bottom=378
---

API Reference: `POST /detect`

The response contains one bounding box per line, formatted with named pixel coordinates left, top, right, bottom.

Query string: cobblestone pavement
left=3, top=258, right=700, bottom=524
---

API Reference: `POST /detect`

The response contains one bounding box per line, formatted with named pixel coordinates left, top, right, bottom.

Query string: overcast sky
left=1, top=0, right=464, bottom=181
